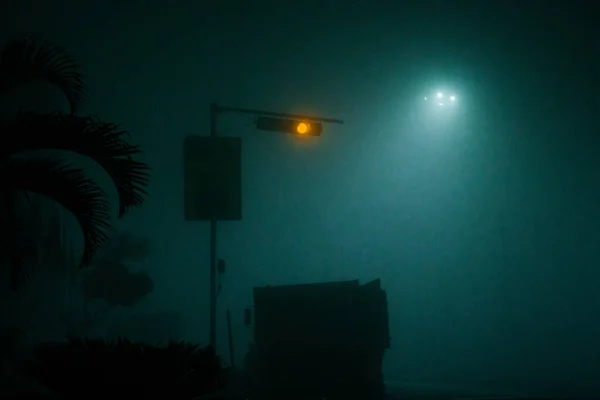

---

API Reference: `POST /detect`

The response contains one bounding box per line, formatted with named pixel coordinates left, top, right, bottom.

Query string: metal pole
left=209, top=103, right=219, bottom=349
left=226, top=309, right=235, bottom=367
left=217, top=105, right=344, bottom=124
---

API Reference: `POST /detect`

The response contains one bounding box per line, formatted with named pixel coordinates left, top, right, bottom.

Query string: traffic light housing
left=255, top=116, right=323, bottom=136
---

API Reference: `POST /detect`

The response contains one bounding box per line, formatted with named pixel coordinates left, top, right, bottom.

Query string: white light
left=450, top=96, right=456, bottom=101
left=438, top=103, right=444, bottom=106
left=424, top=96, right=428, bottom=100
left=437, top=92, right=443, bottom=98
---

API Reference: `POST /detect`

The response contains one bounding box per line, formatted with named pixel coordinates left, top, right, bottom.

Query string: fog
left=1, top=0, right=599, bottom=397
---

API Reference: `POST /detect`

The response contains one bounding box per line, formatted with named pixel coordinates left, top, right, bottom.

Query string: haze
left=2, top=0, right=599, bottom=397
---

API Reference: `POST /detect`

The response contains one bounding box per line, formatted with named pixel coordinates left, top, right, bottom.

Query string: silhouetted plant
left=80, top=231, right=153, bottom=308
left=0, top=36, right=151, bottom=290
left=94, top=230, right=151, bottom=265
left=59, top=232, right=153, bottom=339
left=19, top=338, right=227, bottom=399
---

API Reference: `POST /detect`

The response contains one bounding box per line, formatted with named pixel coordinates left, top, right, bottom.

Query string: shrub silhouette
left=19, top=338, right=226, bottom=399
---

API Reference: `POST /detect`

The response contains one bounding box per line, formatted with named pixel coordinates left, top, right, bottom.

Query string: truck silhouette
left=243, top=278, right=390, bottom=400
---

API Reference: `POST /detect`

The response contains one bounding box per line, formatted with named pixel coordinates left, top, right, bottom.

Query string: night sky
left=2, top=0, right=600, bottom=397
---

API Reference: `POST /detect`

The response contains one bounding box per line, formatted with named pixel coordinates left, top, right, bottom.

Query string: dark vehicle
left=243, top=278, right=390, bottom=400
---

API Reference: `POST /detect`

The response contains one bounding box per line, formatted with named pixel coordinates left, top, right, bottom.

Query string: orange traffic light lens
left=296, top=122, right=309, bottom=134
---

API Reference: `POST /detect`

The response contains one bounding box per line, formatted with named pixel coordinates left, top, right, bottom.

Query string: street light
left=424, top=90, right=458, bottom=110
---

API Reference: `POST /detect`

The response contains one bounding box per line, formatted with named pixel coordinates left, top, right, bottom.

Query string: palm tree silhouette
left=0, top=36, right=150, bottom=290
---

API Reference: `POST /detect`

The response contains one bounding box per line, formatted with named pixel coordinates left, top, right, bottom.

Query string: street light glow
left=424, top=89, right=459, bottom=108
left=420, top=88, right=462, bottom=123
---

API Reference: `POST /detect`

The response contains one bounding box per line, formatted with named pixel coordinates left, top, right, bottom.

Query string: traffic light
left=255, top=116, right=323, bottom=136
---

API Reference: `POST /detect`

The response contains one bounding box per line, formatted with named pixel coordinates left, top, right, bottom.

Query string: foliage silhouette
left=19, top=338, right=227, bottom=399
left=57, top=232, right=153, bottom=339
left=80, top=231, right=153, bottom=307
left=0, top=36, right=85, bottom=114
left=0, top=36, right=150, bottom=290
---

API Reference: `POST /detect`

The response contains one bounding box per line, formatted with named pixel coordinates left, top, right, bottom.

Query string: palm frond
left=0, top=158, right=113, bottom=289
left=105, top=157, right=150, bottom=217
left=0, top=190, right=37, bottom=289
left=0, top=36, right=86, bottom=114
left=1, top=111, right=150, bottom=217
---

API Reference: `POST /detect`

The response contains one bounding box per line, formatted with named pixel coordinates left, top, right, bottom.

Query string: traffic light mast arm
left=213, top=103, right=344, bottom=125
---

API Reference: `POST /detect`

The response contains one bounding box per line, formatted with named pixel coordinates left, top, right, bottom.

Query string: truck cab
left=243, top=278, right=390, bottom=400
